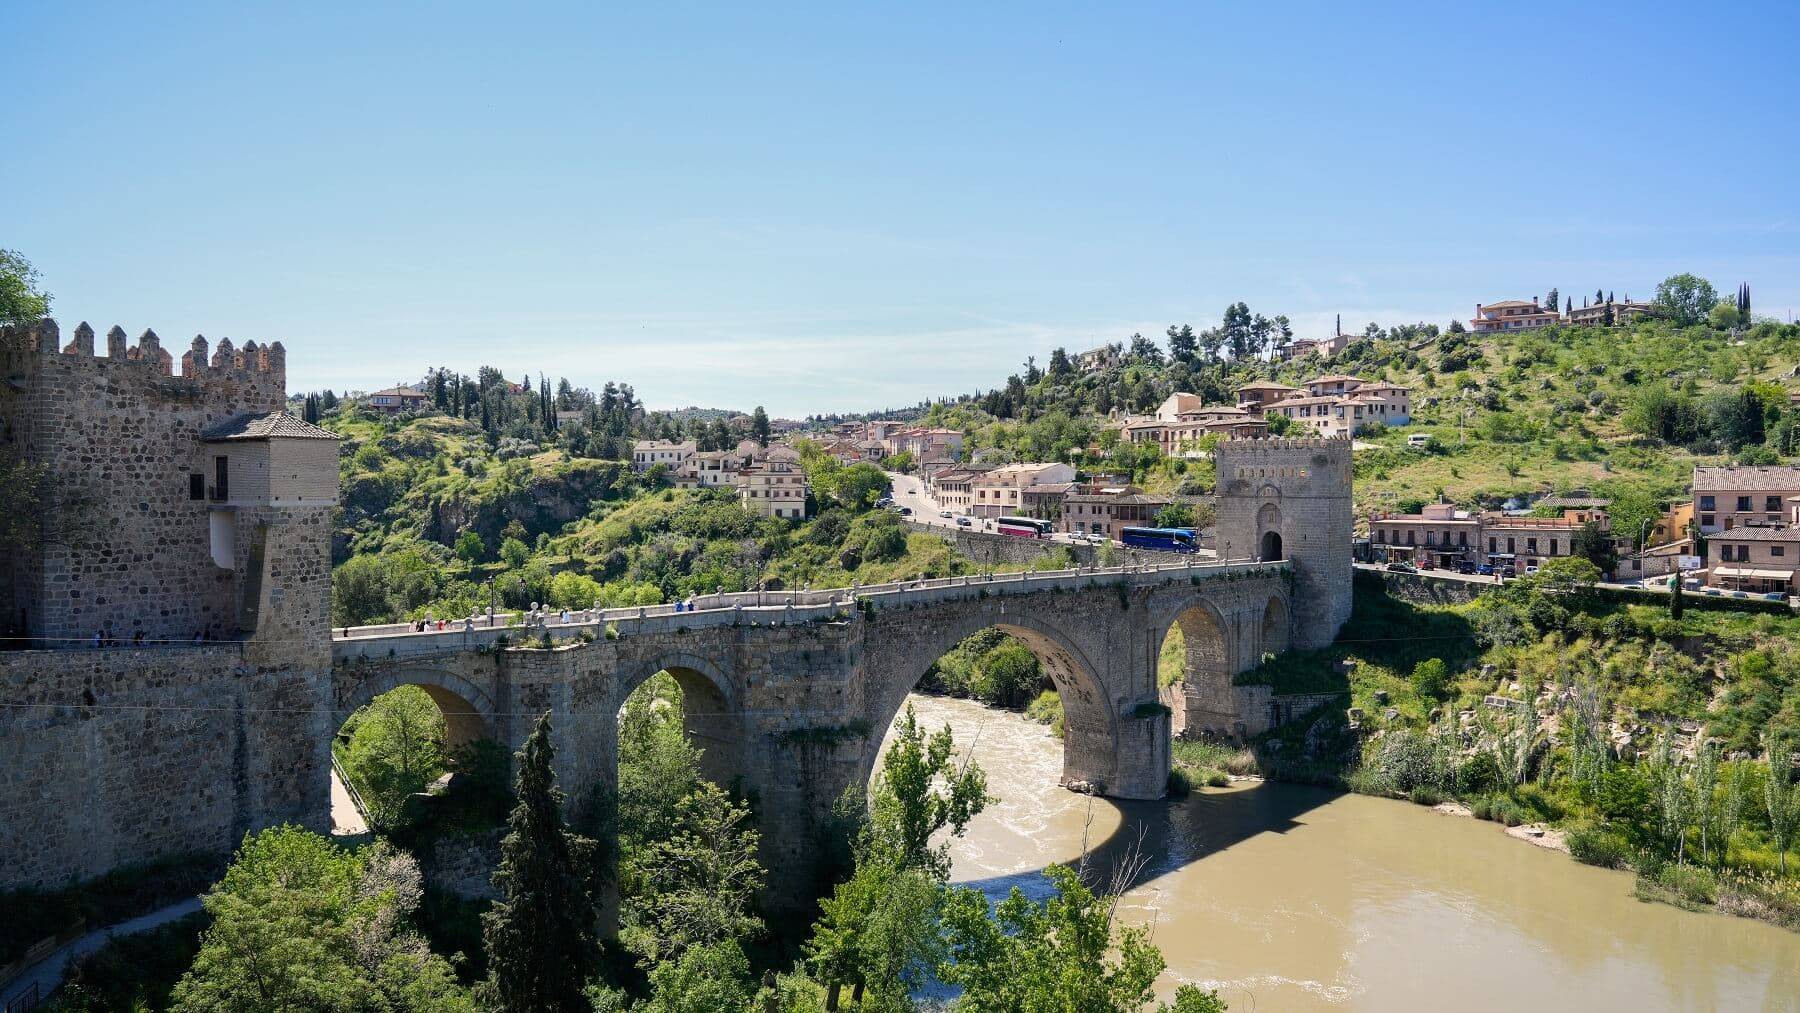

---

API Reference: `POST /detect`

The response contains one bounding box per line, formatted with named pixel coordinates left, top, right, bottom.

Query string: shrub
left=1644, top=863, right=1718, bottom=909
left=1370, top=729, right=1446, bottom=795
left=1024, top=689, right=1062, bottom=726
left=1566, top=822, right=1633, bottom=869
left=1411, top=786, right=1443, bottom=806
left=1167, top=768, right=1193, bottom=796
left=1204, top=769, right=1231, bottom=788
left=1455, top=753, right=1503, bottom=796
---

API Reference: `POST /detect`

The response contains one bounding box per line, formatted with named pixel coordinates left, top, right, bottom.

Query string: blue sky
left=6, top=2, right=1797, bottom=417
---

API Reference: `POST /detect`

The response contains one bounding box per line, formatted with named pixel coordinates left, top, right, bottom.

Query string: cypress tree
left=479, top=713, right=599, bottom=1013
left=1670, top=572, right=1685, bottom=620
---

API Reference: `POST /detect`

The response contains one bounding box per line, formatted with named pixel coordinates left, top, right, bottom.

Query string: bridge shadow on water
left=952, top=779, right=1343, bottom=904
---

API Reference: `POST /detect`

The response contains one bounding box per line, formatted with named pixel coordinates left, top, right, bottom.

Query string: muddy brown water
left=883, top=694, right=1800, bottom=1012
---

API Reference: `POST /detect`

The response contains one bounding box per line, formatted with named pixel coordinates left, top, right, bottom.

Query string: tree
left=1669, top=571, right=1685, bottom=620
left=1653, top=273, right=1718, bottom=327
left=1545, top=288, right=1559, bottom=315
left=1570, top=521, right=1618, bottom=575
left=973, top=639, right=1040, bottom=709
left=807, top=704, right=991, bottom=1008
left=1411, top=658, right=1449, bottom=700
left=478, top=714, right=598, bottom=1013
left=1166, top=324, right=1197, bottom=364
left=171, top=828, right=468, bottom=1012
left=1765, top=761, right=1799, bottom=874
left=1534, top=556, right=1602, bottom=595
left=939, top=863, right=1213, bottom=1013
left=636, top=940, right=756, bottom=1013
left=1152, top=504, right=1197, bottom=530
left=454, top=529, right=486, bottom=564
left=869, top=704, right=992, bottom=880
left=342, top=686, right=448, bottom=828
left=0, top=248, right=51, bottom=326
left=750, top=406, right=772, bottom=447
left=625, top=781, right=765, bottom=964
left=499, top=536, right=531, bottom=568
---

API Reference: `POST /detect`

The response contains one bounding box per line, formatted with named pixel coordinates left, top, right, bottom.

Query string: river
left=884, top=694, right=1800, bottom=1012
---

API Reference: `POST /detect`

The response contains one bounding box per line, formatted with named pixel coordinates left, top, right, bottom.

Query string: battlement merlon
left=2, top=317, right=285, bottom=392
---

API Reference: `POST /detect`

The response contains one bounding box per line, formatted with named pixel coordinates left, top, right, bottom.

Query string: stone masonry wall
left=0, top=645, right=329, bottom=890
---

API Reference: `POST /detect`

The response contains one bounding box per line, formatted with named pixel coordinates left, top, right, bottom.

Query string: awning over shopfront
left=1711, top=566, right=1796, bottom=582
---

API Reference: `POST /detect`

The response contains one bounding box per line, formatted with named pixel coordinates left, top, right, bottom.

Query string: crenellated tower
left=1213, top=437, right=1353, bottom=650
left=0, top=316, right=329, bottom=647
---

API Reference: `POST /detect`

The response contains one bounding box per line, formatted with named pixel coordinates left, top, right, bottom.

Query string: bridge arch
left=616, top=651, right=743, bottom=790
left=335, top=666, right=497, bottom=750
left=858, top=605, right=1120, bottom=795
left=1149, top=587, right=1287, bottom=740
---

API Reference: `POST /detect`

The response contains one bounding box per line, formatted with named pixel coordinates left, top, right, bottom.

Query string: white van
left=1406, top=433, right=1432, bottom=449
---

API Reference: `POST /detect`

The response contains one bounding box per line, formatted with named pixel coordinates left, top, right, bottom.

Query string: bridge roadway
left=331, top=556, right=1279, bottom=663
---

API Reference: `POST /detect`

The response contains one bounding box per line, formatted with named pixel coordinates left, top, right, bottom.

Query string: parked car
left=898, top=507, right=912, bottom=516
left=1455, top=561, right=1477, bottom=575
left=1764, top=591, right=1786, bottom=601
left=1476, top=564, right=1495, bottom=576
left=1385, top=561, right=1417, bottom=573
left=1501, top=566, right=1518, bottom=579
left=939, top=509, right=952, bottom=518
left=955, top=516, right=972, bottom=527
left=1524, top=565, right=1539, bottom=576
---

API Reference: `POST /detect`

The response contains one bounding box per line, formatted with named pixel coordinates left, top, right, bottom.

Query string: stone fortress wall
left=0, top=317, right=335, bottom=890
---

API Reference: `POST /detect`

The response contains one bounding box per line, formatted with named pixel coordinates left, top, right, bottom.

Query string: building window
left=1737, top=496, right=1752, bottom=512
left=189, top=474, right=205, bottom=500
left=213, top=456, right=229, bottom=501
left=1701, top=514, right=1715, bottom=527
left=1775, top=546, right=1787, bottom=558
left=1769, top=496, right=1784, bottom=512
left=1527, top=538, right=1538, bottom=553
left=1700, top=496, right=1715, bottom=510
left=1488, top=537, right=1496, bottom=552
left=1549, top=539, right=1558, bottom=556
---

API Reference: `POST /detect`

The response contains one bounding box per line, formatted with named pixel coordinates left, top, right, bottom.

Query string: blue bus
left=1119, top=526, right=1198, bottom=553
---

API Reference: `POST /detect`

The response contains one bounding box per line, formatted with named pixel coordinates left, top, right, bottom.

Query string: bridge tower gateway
left=1213, top=438, right=1353, bottom=650
left=0, top=318, right=339, bottom=891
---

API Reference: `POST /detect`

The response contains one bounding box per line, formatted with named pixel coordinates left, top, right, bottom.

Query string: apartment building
left=737, top=446, right=808, bottom=520
left=1692, top=466, right=1800, bottom=533
left=1482, top=512, right=1609, bottom=571
left=1368, top=503, right=1482, bottom=568
left=1021, top=482, right=1075, bottom=522
left=1235, top=381, right=1300, bottom=412
left=632, top=439, right=697, bottom=472
left=929, top=467, right=991, bottom=514
left=1471, top=298, right=1561, bottom=332
left=1279, top=333, right=1350, bottom=361
left=1369, top=505, right=1611, bottom=571
left=1060, top=485, right=1172, bottom=539
left=970, top=462, right=1077, bottom=518
left=365, top=386, right=430, bottom=414
left=1077, top=345, right=1121, bottom=372
left=1706, top=527, right=1800, bottom=594
left=1564, top=299, right=1653, bottom=327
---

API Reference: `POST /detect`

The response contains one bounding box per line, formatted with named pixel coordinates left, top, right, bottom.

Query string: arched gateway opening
left=331, top=672, right=502, bottom=835
left=614, top=658, right=743, bottom=793
left=859, top=618, right=1119, bottom=797
left=1158, top=602, right=1238, bottom=740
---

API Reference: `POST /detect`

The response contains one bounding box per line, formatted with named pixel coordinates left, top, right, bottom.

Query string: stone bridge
left=0, top=435, right=1350, bottom=895
left=332, top=559, right=1312, bottom=895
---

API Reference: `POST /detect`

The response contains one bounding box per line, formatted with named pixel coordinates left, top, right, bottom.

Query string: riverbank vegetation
left=62, top=680, right=1230, bottom=1011
left=1256, top=569, right=1800, bottom=931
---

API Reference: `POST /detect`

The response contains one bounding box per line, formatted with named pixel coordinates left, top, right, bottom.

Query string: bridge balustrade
left=330, top=558, right=1286, bottom=662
